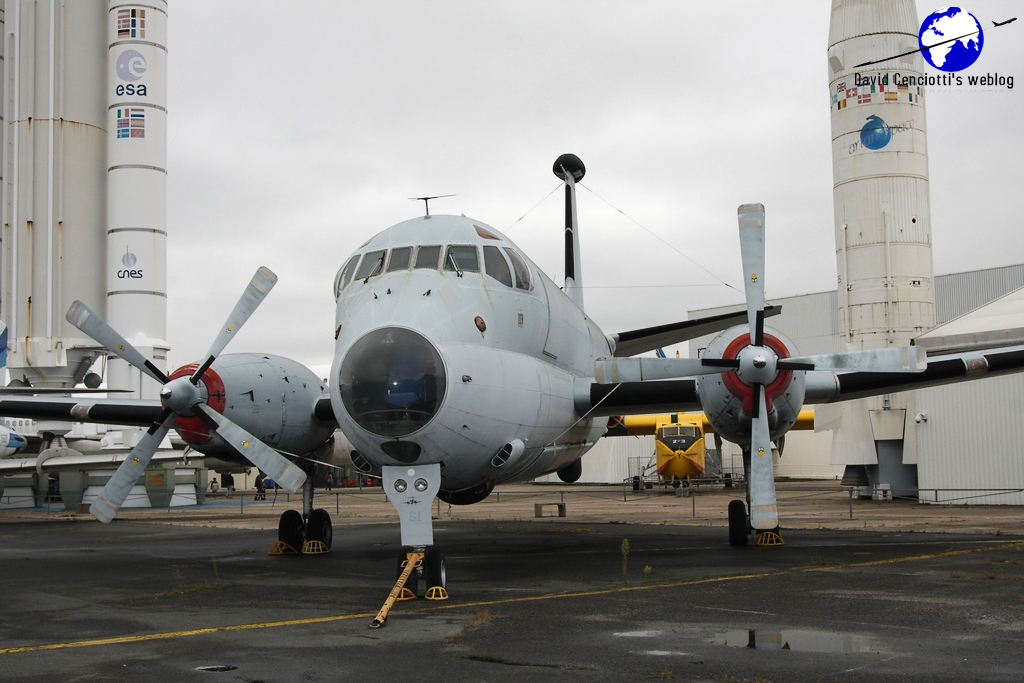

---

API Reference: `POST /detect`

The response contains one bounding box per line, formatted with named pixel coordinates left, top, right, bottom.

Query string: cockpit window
left=337, top=255, right=360, bottom=294
left=503, top=248, right=533, bottom=290
left=444, top=246, right=480, bottom=273
left=483, top=245, right=513, bottom=287
left=414, top=245, right=441, bottom=269
left=355, top=250, right=386, bottom=280
left=388, top=247, right=412, bottom=271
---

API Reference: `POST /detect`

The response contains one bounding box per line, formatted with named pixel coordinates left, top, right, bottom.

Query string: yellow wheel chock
left=268, top=541, right=300, bottom=555
left=302, top=540, right=330, bottom=554
left=756, top=530, right=785, bottom=546
left=425, top=586, right=449, bottom=601
left=370, top=551, right=425, bottom=628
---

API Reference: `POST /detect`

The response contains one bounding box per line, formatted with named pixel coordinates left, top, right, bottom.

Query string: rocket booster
left=827, top=0, right=935, bottom=351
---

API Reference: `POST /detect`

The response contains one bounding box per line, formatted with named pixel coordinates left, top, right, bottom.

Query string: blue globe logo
left=860, top=116, right=892, bottom=150
left=919, top=7, right=984, bottom=72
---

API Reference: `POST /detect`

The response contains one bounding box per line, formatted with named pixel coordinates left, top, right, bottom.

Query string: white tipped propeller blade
left=747, top=385, right=778, bottom=531
left=196, top=404, right=306, bottom=494
left=191, top=267, right=278, bottom=383
left=66, top=301, right=170, bottom=385
left=737, top=203, right=766, bottom=345
left=90, top=408, right=176, bottom=523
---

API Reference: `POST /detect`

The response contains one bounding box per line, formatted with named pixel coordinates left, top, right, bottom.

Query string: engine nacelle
left=697, top=325, right=806, bottom=446
left=170, top=353, right=336, bottom=462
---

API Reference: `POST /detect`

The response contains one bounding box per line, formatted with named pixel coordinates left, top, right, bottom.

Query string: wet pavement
left=1, top=485, right=1023, bottom=682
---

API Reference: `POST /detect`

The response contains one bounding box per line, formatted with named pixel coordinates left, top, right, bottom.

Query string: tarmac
left=1, top=481, right=1023, bottom=682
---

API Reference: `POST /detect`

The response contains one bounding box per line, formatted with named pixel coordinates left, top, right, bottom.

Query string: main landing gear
left=727, top=447, right=784, bottom=548
left=269, top=465, right=334, bottom=555
left=370, top=464, right=447, bottom=627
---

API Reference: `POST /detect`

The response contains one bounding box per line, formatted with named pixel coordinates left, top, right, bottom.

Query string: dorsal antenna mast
left=409, top=194, right=455, bottom=219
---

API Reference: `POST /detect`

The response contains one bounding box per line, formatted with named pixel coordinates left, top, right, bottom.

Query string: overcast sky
left=163, top=1, right=1024, bottom=370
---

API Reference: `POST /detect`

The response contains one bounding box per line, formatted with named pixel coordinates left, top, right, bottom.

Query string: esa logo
left=115, top=49, right=148, bottom=97
left=118, top=249, right=143, bottom=279
left=115, top=83, right=147, bottom=96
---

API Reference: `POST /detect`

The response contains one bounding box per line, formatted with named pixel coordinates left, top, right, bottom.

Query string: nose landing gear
left=368, top=464, right=447, bottom=626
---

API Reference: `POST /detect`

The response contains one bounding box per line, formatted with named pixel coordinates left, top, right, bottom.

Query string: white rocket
left=105, top=0, right=169, bottom=399
left=0, top=0, right=167, bottom=399
left=1, top=1, right=109, bottom=389
left=828, top=0, right=935, bottom=350
left=825, top=0, right=935, bottom=486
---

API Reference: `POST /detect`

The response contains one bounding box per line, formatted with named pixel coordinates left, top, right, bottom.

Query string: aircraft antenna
left=409, top=194, right=455, bottom=218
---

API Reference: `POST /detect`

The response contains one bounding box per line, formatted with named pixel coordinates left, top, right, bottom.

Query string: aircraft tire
left=278, top=509, right=305, bottom=552
left=728, top=499, right=748, bottom=547
left=396, top=546, right=421, bottom=596
left=307, top=508, right=333, bottom=550
left=424, top=548, right=446, bottom=590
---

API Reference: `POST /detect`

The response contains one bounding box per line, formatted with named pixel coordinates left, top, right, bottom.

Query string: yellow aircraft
left=611, top=410, right=815, bottom=485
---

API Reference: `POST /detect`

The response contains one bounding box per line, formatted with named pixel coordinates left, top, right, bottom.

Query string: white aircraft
left=2, top=154, right=1023, bottom=596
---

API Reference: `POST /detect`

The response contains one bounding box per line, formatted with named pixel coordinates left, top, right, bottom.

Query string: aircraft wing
left=585, top=379, right=701, bottom=417
left=584, top=344, right=1024, bottom=418
left=0, top=396, right=164, bottom=427
left=0, top=449, right=197, bottom=475
left=609, top=305, right=780, bottom=357
left=805, top=344, right=1024, bottom=403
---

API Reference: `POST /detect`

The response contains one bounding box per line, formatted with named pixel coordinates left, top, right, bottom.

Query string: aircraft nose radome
left=337, top=327, right=447, bottom=439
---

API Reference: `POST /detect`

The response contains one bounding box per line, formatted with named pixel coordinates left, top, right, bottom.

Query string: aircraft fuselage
left=329, top=215, right=610, bottom=493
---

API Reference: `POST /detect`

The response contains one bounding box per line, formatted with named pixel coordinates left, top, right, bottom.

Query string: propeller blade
left=737, top=204, right=766, bottom=347
left=191, top=266, right=278, bottom=384
left=90, top=408, right=176, bottom=523
left=195, top=404, right=306, bottom=494
left=780, top=346, right=924, bottom=373
left=66, top=301, right=170, bottom=385
left=748, top=384, right=779, bottom=531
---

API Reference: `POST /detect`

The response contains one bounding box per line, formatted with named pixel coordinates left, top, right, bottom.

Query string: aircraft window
left=355, top=250, right=386, bottom=280
left=503, top=248, right=533, bottom=290
left=483, top=246, right=513, bottom=287
left=444, top=245, right=480, bottom=273
left=415, top=245, right=441, bottom=269
left=337, top=255, right=359, bottom=294
left=388, top=247, right=412, bottom=271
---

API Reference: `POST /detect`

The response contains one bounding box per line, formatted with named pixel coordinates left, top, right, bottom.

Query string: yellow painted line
left=0, top=612, right=377, bottom=655
left=3, top=539, right=1021, bottom=655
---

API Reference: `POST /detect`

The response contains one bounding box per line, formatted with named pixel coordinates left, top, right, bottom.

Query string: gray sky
left=164, top=1, right=1024, bottom=370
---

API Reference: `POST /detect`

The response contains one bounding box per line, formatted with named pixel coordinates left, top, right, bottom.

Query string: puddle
left=613, top=630, right=663, bottom=638
left=720, top=629, right=886, bottom=653
left=195, top=665, right=238, bottom=672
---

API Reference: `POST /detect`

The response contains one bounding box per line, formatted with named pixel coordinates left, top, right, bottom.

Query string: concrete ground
left=1, top=481, right=1022, bottom=682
